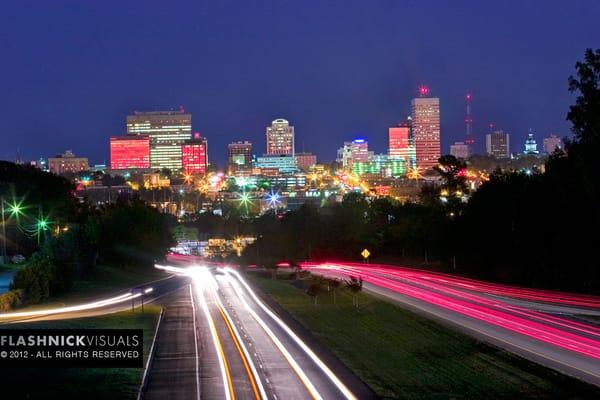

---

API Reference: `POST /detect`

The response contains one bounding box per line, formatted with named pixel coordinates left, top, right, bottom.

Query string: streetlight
left=35, top=215, right=50, bottom=244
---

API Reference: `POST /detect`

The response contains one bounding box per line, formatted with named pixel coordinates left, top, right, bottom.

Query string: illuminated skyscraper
left=110, top=135, right=150, bottom=170
left=486, top=130, right=510, bottom=159
left=266, top=119, right=295, bottom=155
left=126, top=110, right=192, bottom=171
left=389, top=120, right=416, bottom=169
left=351, top=138, right=369, bottom=164
left=181, top=133, right=208, bottom=175
left=228, top=141, right=253, bottom=175
left=411, top=88, right=441, bottom=170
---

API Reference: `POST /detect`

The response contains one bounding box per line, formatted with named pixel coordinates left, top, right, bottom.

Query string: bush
left=11, top=252, right=52, bottom=304
left=0, top=289, right=25, bottom=311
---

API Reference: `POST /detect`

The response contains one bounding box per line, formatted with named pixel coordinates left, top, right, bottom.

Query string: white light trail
left=225, top=267, right=357, bottom=400
left=224, top=271, right=324, bottom=400
left=0, top=292, right=141, bottom=320
left=215, top=291, right=268, bottom=399
left=189, top=266, right=233, bottom=400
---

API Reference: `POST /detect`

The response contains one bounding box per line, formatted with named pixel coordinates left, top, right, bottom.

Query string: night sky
left=1, top=1, right=599, bottom=167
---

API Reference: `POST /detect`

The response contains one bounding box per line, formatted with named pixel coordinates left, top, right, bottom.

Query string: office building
left=486, top=130, right=510, bottom=159
left=228, top=141, right=253, bottom=175
left=255, top=155, right=298, bottom=174
left=411, top=92, right=441, bottom=170
left=450, top=141, right=470, bottom=159
left=351, top=138, right=369, bottom=164
left=352, top=154, right=406, bottom=178
left=543, top=134, right=563, bottom=154
left=182, top=133, right=208, bottom=175
left=389, top=120, right=416, bottom=169
left=110, top=135, right=150, bottom=170
left=126, top=110, right=192, bottom=171
left=295, top=152, right=317, bottom=171
left=266, top=119, right=294, bottom=155
left=336, top=142, right=354, bottom=170
left=48, top=150, right=89, bottom=175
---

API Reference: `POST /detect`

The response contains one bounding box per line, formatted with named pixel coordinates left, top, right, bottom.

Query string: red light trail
left=301, top=262, right=600, bottom=361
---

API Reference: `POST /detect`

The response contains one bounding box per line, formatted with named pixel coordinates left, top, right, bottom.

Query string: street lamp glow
left=36, top=217, right=50, bottom=231
left=7, top=200, right=25, bottom=219
left=266, top=190, right=280, bottom=208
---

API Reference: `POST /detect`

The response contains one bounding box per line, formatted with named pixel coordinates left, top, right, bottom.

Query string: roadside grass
left=250, top=273, right=600, bottom=400
left=0, top=305, right=161, bottom=400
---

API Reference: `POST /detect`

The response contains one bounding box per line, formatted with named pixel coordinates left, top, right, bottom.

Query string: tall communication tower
left=465, top=93, right=474, bottom=146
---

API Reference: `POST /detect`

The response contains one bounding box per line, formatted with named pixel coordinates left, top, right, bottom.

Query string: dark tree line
left=1, top=163, right=175, bottom=304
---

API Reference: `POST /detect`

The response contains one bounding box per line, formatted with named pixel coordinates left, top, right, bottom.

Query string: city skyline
left=1, top=2, right=598, bottom=166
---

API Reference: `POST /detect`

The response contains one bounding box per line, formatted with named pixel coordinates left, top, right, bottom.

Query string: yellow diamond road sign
left=361, top=249, right=370, bottom=259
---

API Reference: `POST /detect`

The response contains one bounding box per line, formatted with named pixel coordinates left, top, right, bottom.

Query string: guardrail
left=137, top=307, right=165, bottom=400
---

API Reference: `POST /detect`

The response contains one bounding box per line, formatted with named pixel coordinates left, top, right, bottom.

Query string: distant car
left=11, top=255, right=26, bottom=264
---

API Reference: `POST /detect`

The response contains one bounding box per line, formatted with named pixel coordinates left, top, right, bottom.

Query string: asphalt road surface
left=146, top=263, right=373, bottom=400
left=143, top=286, right=200, bottom=400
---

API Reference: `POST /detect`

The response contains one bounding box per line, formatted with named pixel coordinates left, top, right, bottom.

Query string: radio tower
left=465, top=93, right=474, bottom=147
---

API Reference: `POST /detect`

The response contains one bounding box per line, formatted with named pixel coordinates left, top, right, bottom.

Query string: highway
left=0, top=274, right=189, bottom=324
left=150, top=264, right=366, bottom=400
left=301, top=261, right=600, bottom=387
left=0, top=260, right=371, bottom=399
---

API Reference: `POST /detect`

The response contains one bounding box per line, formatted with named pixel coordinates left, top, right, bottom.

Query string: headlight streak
left=0, top=292, right=141, bottom=319
left=215, top=294, right=267, bottom=400
left=224, top=270, right=325, bottom=400
left=189, top=266, right=235, bottom=400
left=225, top=268, right=358, bottom=400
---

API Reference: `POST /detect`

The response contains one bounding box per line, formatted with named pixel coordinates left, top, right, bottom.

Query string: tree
left=306, top=277, right=325, bottom=305
left=567, top=48, right=600, bottom=198
left=346, top=276, right=363, bottom=308
left=328, top=278, right=342, bottom=305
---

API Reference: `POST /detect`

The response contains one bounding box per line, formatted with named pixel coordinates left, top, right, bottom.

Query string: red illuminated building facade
left=110, top=136, right=150, bottom=169
left=182, top=133, right=208, bottom=175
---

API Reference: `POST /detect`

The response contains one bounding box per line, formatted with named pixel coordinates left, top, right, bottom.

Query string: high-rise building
left=126, top=110, right=192, bottom=171
left=336, top=142, right=354, bottom=170
left=450, top=141, right=470, bottom=159
left=351, top=138, right=369, bottom=164
left=266, top=119, right=294, bottom=156
left=411, top=90, right=441, bottom=170
left=48, top=150, right=89, bottom=175
left=543, top=134, right=563, bottom=154
left=228, top=141, right=253, bottom=175
left=295, top=152, right=317, bottom=171
left=110, top=135, right=150, bottom=170
left=523, top=129, right=539, bottom=155
left=388, top=120, right=416, bottom=170
left=486, top=130, right=510, bottom=159
left=464, top=93, right=475, bottom=148
left=182, top=133, right=208, bottom=175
